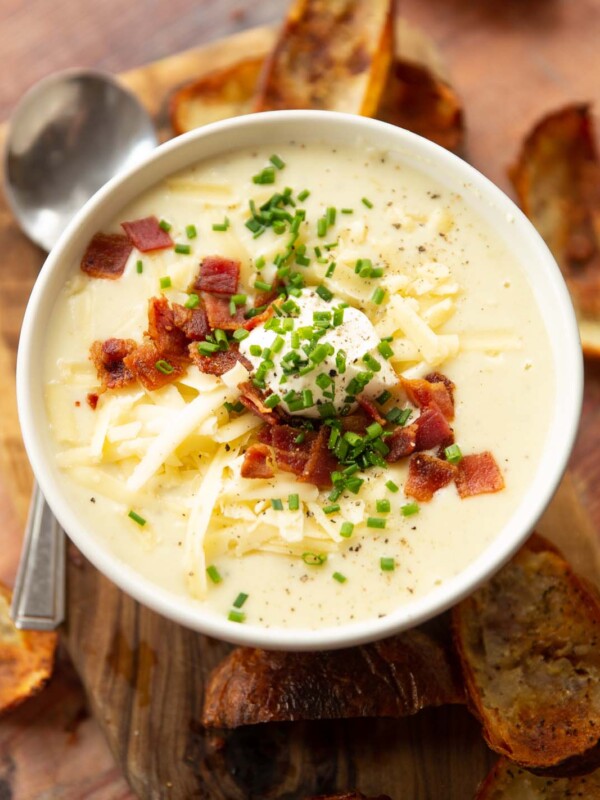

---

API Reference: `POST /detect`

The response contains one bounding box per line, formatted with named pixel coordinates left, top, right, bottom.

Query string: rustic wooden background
left=0, top=0, right=599, bottom=798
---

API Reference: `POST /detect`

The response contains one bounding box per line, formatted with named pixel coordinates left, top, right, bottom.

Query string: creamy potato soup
left=44, top=142, right=554, bottom=629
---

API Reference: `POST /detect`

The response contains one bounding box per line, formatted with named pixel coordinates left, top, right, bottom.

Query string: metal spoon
left=4, top=69, right=157, bottom=629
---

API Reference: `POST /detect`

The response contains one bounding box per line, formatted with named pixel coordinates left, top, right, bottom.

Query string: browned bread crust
left=202, top=628, right=464, bottom=728
left=475, top=757, right=600, bottom=799
left=453, top=533, right=600, bottom=776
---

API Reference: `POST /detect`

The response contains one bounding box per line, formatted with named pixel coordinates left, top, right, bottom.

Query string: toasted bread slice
left=202, top=628, right=464, bottom=728
left=0, top=582, right=58, bottom=715
left=169, top=56, right=263, bottom=136
left=475, top=758, right=600, bottom=799
left=253, top=0, right=395, bottom=115
left=510, top=104, right=600, bottom=358
left=453, top=534, right=600, bottom=776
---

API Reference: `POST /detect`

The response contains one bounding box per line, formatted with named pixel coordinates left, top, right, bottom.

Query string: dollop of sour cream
left=240, top=289, right=397, bottom=418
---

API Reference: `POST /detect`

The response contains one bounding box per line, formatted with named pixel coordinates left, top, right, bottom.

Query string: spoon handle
left=10, top=482, right=65, bottom=630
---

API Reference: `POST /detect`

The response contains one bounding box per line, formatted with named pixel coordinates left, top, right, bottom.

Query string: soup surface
left=44, top=141, right=554, bottom=629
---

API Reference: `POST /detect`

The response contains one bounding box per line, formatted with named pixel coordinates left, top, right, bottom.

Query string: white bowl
left=17, top=111, right=583, bottom=650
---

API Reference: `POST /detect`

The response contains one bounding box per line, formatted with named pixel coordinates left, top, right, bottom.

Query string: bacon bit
left=147, top=296, right=190, bottom=360
left=238, top=382, right=283, bottom=425
left=189, top=345, right=252, bottom=377
left=243, top=303, right=275, bottom=331
left=121, top=216, right=173, bottom=252
left=86, top=393, right=98, bottom=410
left=123, top=344, right=186, bottom=391
left=385, top=423, right=417, bottom=462
left=203, top=293, right=247, bottom=330
left=240, top=444, right=275, bottom=479
left=402, top=376, right=454, bottom=421
left=172, top=303, right=210, bottom=341
left=81, top=233, right=132, bottom=279
left=254, top=282, right=281, bottom=308
left=424, top=371, right=455, bottom=404
left=357, top=395, right=387, bottom=426
left=90, top=338, right=137, bottom=390
left=455, top=452, right=505, bottom=498
left=414, top=404, right=454, bottom=451
left=192, top=256, right=240, bottom=295
left=405, top=453, right=458, bottom=502
left=340, top=412, right=370, bottom=435
left=300, top=426, right=338, bottom=488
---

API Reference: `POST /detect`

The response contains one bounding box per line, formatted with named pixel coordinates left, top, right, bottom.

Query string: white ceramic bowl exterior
left=17, top=111, right=583, bottom=650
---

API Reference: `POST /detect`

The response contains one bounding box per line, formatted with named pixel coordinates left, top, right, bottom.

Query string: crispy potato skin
left=253, top=0, right=395, bottom=116
left=510, top=104, right=600, bottom=357
left=202, top=629, right=464, bottom=729
left=453, top=533, right=600, bottom=776
left=0, top=583, right=58, bottom=716
left=475, top=757, right=600, bottom=799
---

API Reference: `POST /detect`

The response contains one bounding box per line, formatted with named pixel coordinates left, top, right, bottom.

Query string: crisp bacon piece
left=239, top=382, right=283, bottom=425
left=402, top=376, right=454, bottom=421
left=172, top=303, right=210, bottom=341
left=203, top=293, right=246, bottom=330
left=254, top=281, right=281, bottom=308
left=90, top=338, right=137, bottom=390
left=240, top=444, right=275, bottom=479
left=385, top=423, right=417, bottom=462
left=455, top=452, right=504, bottom=498
left=192, top=256, right=240, bottom=295
left=121, top=215, right=173, bottom=252
left=357, top=395, right=387, bottom=426
left=414, top=404, right=454, bottom=451
left=123, top=344, right=186, bottom=391
left=340, top=412, right=370, bottom=435
left=425, top=371, right=455, bottom=403
left=243, top=303, right=274, bottom=331
left=405, top=453, right=457, bottom=501
left=81, top=233, right=132, bottom=279
left=259, top=425, right=316, bottom=473
left=147, top=296, right=190, bottom=360
left=86, top=393, right=99, bottom=410
left=300, top=425, right=338, bottom=488
left=189, top=345, right=252, bottom=377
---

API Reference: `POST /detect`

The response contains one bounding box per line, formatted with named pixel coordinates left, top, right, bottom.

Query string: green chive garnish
left=185, top=293, right=200, bottom=309
left=136, top=259, right=143, bottom=274
left=444, top=444, right=463, bottom=464
left=317, top=217, right=328, bottom=237
left=155, top=359, right=174, bottom=375
left=233, top=328, right=249, bottom=342
left=158, top=219, right=171, bottom=232
left=333, top=572, right=347, bottom=584
left=254, top=280, right=273, bottom=292
left=175, top=243, right=191, bottom=254
left=380, top=557, right=395, bottom=571
left=233, top=592, right=248, bottom=609
left=378, top=340, right=394, bottom=359
left=298, top=189, right=310, bottom=201
left=159, top=276, right=171, bottom=289
left=340, top=521, right=354, bottom=538
left=186, top=224, right=197, bottom=239
left=264, top=394, right=281, bottom=409
left=228, top=610, right=246, bottom=623
left=386, top=480, right=399, bottom=493
left=212, top=217, right=230, bottom=232
left=271, top=498, right=284, bottom=511
left=371, top=287, right=386, bottom=305
left=197, top=342, right=219, bottom=355
left=316, top=285, right=333, bottom=302
left=401, top=502, right=420, bottom=517
left=377, top=390, right=391, bottom=405
left=376, top=499, right=391, bottom=513
left=323, top=503, right=340, bottom=515
left=252, top=166, right=276, bottom=185
left=269, top=154, right=286, bottom=170
left=341, top=208, right=354, bottom=214
left=288, top=493, right=300, bottom=511
left=206, top=565, right=222, bottom=584
left=361, top=197, right=374, bottom=209
left=128, top=510, right=146, bottom=527
left=367, top=517, right=386, bottom=529
left=302, top=552, right=327, bottom=566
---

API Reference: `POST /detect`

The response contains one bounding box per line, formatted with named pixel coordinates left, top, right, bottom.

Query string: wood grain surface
left=0, top=0, right=599, bottom=798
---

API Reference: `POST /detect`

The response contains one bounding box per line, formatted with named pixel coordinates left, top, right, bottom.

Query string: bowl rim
left=17, top=109, right=583, bottom=651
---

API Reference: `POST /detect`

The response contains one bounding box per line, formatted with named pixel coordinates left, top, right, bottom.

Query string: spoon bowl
left=4, top=69, right=157, bottom=252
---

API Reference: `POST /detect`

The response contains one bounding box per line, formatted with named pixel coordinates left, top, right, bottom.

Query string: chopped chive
left=186, top=224, right=197, bottom=239
left=175, top=243, right=191, bottom=254
left=233, top=329, right=249, bottom=342
left=269, top=154, right=286, bottom=170
left=128, top=510, right=146, bottom=526
left=228, top=610, right=246, bottom=623
left=341, top=208, right=354, bottom=214
left=231, top=294, right=247, bottom=307
left=444, top=444, right=463, bottom=464
left=361, top=197, right=374, bottom=209
left=197, top=341, right=219, bottom=355
left=340, top=521, right=354, bottom=538
left=288, top=493, right=300, bottom=511
left=371, top=286, right=386, bottom=305
left=155, top=359, right=174, bottom=375
left=317, top=402, right=336, bottom=419
left=333, top=572, right=347, bottom=583
left=380, top=557, right=395, bottom=571
left=294, top=431, right=306, bottom=444
left=317, top=217, right=328, bottom=237
left=302, top=552, right=327, bottom=566
left=254, top=280, right=273, bottom=292
left=326, top=206, right=336, bottom=226
left=212, top=217, right=230, bottom=232
left=367, top=517, right=386, bottom=529
left=264, top=394, right=281, bottom=409
left=378, top=340, right=394, bottom=359
left=158, top=219, right=171, bottom=232
left=233, top=592, right=249, bottom=609
left=302, top=389, right=314, bottom=408
left=316, top=285, right=333, bottom=302
left=336, top=350, right=347, bottom=374
left=298, top=189, right=310, bottom=201
left=252, top=166, right=276, bottom=185
left=386, top=480, right=399, bottom=493
left=376, top=499, right=391, bottom=513
left=271, top=498, right=284, bottom=511
left=159, top=276, right=171, bottom=289
left=255, top=255, right=266, bottom=270
left=401, top=502, right=420, bottom=517
left=185, top=293, right=200, bottom=309
left=136, top=259, right=143, bottom=274
left=325, top=262, right=337, bottom=278
left=206, top=565, right=222, bottom=584
left=323, top=503, right=340, bottom=515
left=377, top=390, right=391, bottom=405
left=363, top=353, right=381, bottom=372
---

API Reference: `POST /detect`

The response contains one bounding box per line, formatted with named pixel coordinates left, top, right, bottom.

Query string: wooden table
left=1, top=1, right=599, bottom=797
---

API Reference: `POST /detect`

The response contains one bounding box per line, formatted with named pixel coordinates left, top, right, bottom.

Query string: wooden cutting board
left=2, top=5, right=600, bottom=797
